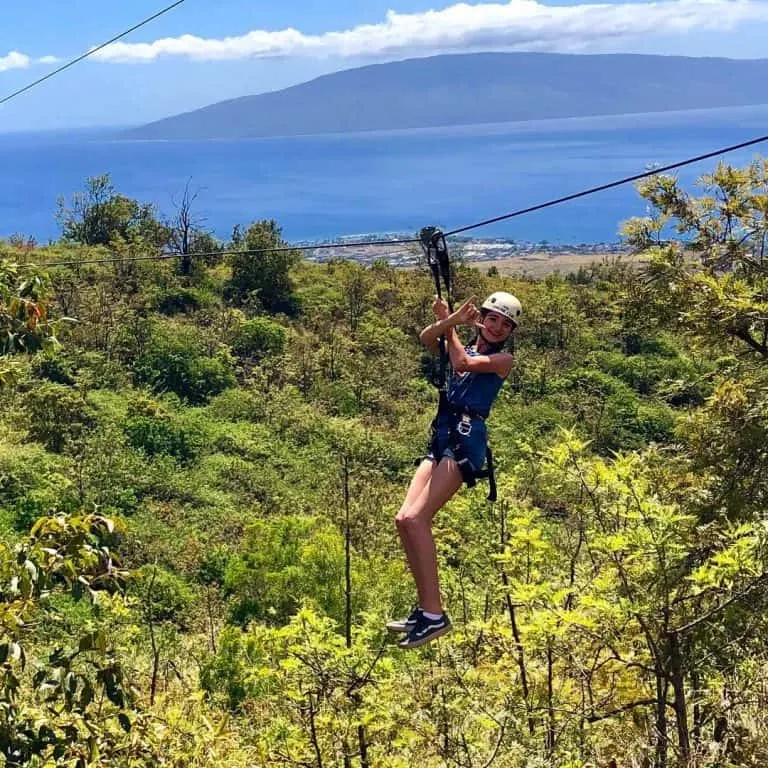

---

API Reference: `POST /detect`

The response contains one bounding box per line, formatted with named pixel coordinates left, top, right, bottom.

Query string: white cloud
left=91, top=0, right=768, bottom=63
left=0, top=51, right=30, bottom=72
left=38, top=55, right=61, bottom=65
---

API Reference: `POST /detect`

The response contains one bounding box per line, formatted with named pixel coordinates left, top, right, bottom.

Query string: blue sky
left=2, top=0, right=768, bottom=131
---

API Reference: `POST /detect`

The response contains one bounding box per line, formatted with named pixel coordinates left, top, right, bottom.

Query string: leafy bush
left=132, top=331, right=236, bottom=405
left=205, top=387, right=267, bottom=423
left=125, top=415, right=201, bottom=463
left=595, top=350, right=704, bottom=399
left=31, top=352, right=76, bottom=385
left=224, top=516, right=345, bottom=626
left=131, top=565, right=195, bottom=629
left=23, top=382, right=97, bottom=453
left=155, top=287, right=214, bottom=316
left=0, top=443, right=77, bottom=531
left=225, top=220, right=300, bottom=314
left=231, top=317, right=287, bottom=359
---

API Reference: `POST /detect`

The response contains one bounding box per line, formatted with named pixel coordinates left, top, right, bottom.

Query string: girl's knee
left=395, top=509, right=421, bottom=531
left=395, top=510, right=410, bottom=530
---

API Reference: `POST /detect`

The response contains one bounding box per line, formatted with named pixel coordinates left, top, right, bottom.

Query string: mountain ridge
left=123, top=52, right=768, bottom=140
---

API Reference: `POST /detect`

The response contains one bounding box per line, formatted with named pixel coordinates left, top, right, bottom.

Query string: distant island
left=123, top=52, right=768, bottom=140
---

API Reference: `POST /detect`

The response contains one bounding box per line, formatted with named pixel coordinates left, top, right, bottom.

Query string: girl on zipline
left=389, top=291, right=521, bottom=648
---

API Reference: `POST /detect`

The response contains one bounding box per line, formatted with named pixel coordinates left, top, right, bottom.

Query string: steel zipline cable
left=33, top=238, right=421, bottom=268
left=5, top=0, right=767, bottom=272
left=444, top=131, right=768, bottom=237
left=0, top=0, right=188, bottom=109
left=29, top=127, right=768, bottom=270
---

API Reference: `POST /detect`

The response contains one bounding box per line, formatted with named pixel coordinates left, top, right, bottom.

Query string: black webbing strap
left=419, top=227, right=452, bottom=392
left=451, top=435, right=497, bottom=502
left=477, top=448, right=497, bottom=503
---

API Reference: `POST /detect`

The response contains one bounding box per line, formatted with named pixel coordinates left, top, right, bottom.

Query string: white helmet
left=482, top=292, right=522, bottom=326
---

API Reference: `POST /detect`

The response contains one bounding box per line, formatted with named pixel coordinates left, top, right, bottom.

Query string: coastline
left=298, top=235, right=633, bottom=273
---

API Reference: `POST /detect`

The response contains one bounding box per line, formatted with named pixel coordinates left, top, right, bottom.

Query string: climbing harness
left=418, top=227, right=497, bottom=502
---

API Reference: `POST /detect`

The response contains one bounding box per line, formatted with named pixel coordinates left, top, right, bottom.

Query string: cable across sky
left=0, top=0, right=187, bottom=109
left=29, top=128, right=768, bottom=270
left=5, top=0, right=767, bottom=269
left=444, top=131, right=768, bottom=237
left=35, top=239, right=420, bottom=269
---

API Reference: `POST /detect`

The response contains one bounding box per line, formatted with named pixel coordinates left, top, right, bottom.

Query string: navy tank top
left=447, top=345, right=506, bottom=419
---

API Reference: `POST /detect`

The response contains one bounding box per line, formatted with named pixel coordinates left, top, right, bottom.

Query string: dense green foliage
left=0, top=162, right=767, bottom=766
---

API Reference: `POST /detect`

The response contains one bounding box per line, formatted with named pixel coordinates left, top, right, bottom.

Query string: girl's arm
left=419, top=297, right=454, bottom=353
left=419, top=316, right=456, bottom=353
left=452, top=346, right=515, bottom=378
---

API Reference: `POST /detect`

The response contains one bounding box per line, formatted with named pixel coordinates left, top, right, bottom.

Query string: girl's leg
left=395, top=458, right=463, bottom=615
left=396, top=459, right=435, bottom=579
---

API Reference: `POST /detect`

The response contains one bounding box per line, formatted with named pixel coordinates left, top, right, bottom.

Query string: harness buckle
left=457, top=414, right=473, bottom=437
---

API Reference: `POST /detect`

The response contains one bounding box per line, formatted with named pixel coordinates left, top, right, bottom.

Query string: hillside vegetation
left=0, top=161, right=767, bottom=767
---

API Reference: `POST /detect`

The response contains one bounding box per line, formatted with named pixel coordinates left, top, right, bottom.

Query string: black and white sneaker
left=386, top=606, right=422, bottom=633
left=398, top=612, right=452, bottom=649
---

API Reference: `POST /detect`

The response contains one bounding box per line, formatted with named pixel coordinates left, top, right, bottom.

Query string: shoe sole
left=398, top=624, right=453, bottom=649
left=386, top=623, right=414, bottom=633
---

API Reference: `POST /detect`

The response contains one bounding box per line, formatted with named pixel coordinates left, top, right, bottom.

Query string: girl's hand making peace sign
left=451, top=296, right=485, bottom=329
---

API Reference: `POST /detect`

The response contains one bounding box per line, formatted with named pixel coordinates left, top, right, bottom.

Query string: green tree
left=623, top=161, right=768, bottom=359
left=225, top=220, right=300, bottom=315
left=56, top=174, right=169, bottom=248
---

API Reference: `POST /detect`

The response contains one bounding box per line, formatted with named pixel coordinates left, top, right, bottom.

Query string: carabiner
left=457, top=414, right=473, bottom=437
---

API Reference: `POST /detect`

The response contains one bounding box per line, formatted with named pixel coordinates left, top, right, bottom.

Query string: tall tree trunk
left=546, top=641, right=556, bottom=755
left=669, top=633, right=691, bottom=765
left=308, top=692, right=324, bottom=768
left=499, top=502, right=535, bottom=736
left=357, top=721, right=370, bottom=768
left=654, top=666, right=669, bottom=768
left=146, top=567, right=160, bottom=707
left=342, top=455, right=371, bottom=766
left=691, top=663, right=702, bottom=752
left=342, top=455, right=352, bottom=649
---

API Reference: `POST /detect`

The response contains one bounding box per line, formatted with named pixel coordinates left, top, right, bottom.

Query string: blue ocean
left=1, top=103, right=767, bottom=244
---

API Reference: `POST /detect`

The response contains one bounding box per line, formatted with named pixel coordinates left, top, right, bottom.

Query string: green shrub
left=205, top=388, right=267, bottom=422
left=198, top=545, right=231, bottom=586
left=200, top=625, right=267, bottom=709
left=23, top=382, right=97, bottom=453
left=0, top=444, right=77, bottom=531
left=224, top=516, right=345, bottom=626
left=553, top=367, right=630, bottom=398
left=31, top=352, right=76, bottom=385
left=155, top=287, right=214, bottom=316
left=595, top=351, right=703, bottom=399
left=231, top=317, right=286, bottom=359
left=131, top=565, right=195, bottom=629
left=125, top=415, right=201, bottom=463
left=133, top=333, right=236, bottom=405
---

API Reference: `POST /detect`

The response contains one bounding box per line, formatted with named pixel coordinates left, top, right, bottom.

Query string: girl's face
left=482, top=310, right=515, bottom=344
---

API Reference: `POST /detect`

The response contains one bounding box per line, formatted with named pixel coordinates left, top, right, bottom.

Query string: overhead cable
left=0, top=0, right=187, bottom=108
left=444, top=131, right=768, bottom=237
left=19, top=129, right=768, bottom=270
left=31, top=238, right=419, bottom=268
